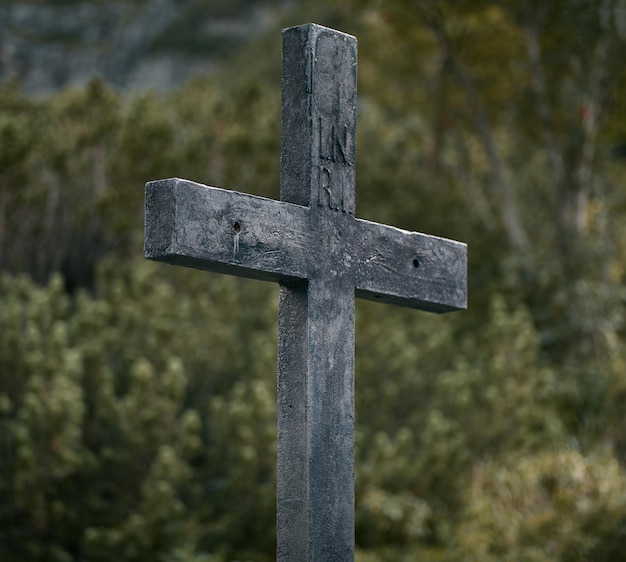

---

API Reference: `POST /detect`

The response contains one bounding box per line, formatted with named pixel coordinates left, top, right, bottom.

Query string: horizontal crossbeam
left=145, top=178, right=466, bottom=312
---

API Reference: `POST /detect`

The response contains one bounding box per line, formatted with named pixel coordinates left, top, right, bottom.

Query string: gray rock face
left=145, top=23, right=467, bottom=562
left=0, top=0, right=295, bottom=94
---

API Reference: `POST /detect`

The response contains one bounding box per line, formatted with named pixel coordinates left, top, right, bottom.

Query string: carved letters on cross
left=316, top=116, right=354, bottom=214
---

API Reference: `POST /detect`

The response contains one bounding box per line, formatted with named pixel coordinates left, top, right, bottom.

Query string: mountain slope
left=0, top=0, right=295, bottom=94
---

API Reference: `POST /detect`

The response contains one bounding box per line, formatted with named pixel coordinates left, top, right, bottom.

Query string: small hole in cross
left=233, top=222, right=241, bottom=234
left=413, top=258, right=420, bottom=269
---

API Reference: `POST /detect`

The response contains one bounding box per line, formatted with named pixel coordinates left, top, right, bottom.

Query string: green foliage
left=0, top=270, right=195, bottom=561
left=202, top=377, right=277, bottom=560
left=2, top=0, right=626, bottom=559
left=0, top=73, right=280, bottom=289
left=355, top=296, right=564, bottom=550
left=0, top=262, right=278, bottom=561
left=0, top=79, right=120, bottom=287
left=456, top=449, right=626, bottom=562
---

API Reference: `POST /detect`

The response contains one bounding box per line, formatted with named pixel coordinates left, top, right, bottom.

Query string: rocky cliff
left=0, top=0, right=295, bottom=94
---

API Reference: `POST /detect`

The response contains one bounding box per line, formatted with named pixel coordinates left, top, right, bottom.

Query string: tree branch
left=574, top=0, right=613, bottom=232
left=422, top=8, right=529, bottom=252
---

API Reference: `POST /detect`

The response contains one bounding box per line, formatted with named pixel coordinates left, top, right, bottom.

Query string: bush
left=456, top=449, right=626, bottom=562
left=0, top=260, right=279, bottom=561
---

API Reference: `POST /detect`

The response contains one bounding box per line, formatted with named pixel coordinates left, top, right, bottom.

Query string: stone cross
left=144, top=23, right=466, bottom=562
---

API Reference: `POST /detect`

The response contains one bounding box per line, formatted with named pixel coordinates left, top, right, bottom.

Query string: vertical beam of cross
left=277, top=25, right=357, bottom=561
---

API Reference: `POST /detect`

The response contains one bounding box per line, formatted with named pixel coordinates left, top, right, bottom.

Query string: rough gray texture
left=144, top=23, right=467, bottom=562
left=144, top=178, right=466, bottom=312
left=0, top=0, right=295, bottom=94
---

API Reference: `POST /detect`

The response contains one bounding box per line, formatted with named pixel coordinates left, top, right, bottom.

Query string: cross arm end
left=354, top=219, right=467, bottom=313
left=144, top=177, right=309, bottom=283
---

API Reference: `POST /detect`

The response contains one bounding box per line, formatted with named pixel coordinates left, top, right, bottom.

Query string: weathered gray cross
left=145, top=23, right=466, bottom=562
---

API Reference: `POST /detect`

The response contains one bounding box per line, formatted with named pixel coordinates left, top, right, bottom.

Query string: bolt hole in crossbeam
left=144, top=23, right=466, bottom=562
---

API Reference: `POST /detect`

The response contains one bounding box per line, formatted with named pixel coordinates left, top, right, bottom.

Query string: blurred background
left=1, top=1, right=626, bottom=560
